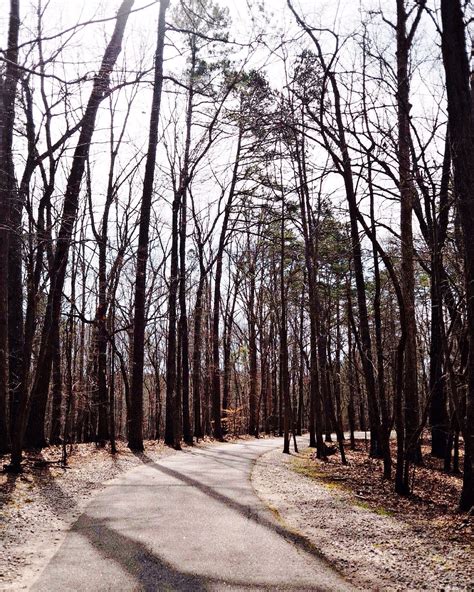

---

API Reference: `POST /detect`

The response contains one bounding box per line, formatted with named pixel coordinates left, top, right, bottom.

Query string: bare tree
left=440, top=0, right=474, bottom=511
left=129, top=0, right=169, bottom=452
left=0, top=0, right=21, bottom=453
left=11, top=0, right=135, bottom=465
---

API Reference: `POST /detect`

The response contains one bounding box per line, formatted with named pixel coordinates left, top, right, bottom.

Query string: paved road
left=32, top=438, right=354, bottom=591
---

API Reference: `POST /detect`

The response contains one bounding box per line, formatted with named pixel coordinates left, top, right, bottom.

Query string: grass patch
left=355, top=500, right=393, bottom=516
left=290, top=448, right=394, bottom=517
left=290, top=451, right=347, bottom=492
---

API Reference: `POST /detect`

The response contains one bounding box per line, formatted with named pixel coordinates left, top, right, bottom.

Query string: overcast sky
left=0, top=0, right=453, bottom=243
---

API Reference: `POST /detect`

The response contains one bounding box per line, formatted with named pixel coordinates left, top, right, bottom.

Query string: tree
left=129, top=0, right=169, bottom=452
left=285, top=11, right=384, bottom=460
left=11, top=0, right=135, bottom=466
left=440, top=0, right=474, bottom=511
left=395, top=0, right=425, bottom=490
left=0, top=0, right=21, bottom=453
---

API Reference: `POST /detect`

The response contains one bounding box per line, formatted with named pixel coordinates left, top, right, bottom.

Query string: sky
left=0, top=0, right=452, bottom=256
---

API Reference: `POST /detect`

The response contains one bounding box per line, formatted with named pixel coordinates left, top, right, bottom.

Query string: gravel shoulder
left=0, top=441, right=176, bottom=591
left=252, top=445, right=474, bottom=592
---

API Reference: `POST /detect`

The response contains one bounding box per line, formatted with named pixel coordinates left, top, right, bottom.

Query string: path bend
left=31, top=438, right=354, bottom=591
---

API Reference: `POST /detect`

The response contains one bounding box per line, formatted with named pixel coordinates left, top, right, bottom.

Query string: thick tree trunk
left=129, top=0, right=168, bottom=452
left=0, top=0, right=21, bottom=453
left=429, top=138, right=451, bottom=458
left=440, top=0, right=474, bottom=511
left=8, top=183, right=24, bottom=444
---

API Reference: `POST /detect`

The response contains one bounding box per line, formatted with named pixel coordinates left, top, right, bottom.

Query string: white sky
left=0, top=0, right=452, bottom=260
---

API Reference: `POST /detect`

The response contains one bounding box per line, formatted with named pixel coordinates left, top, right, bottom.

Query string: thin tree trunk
left=397, top=0, right=423, bottom=481
left=248, top=261, right=258, bottom=436
left=280, top=188, right=294, bottom=455
left=49, top=325, right=62, bottom=444
left=294, top=129, right=324, bottom=454
left=21, top=0, right=134, bottom=453
left=192, top=274, right=205, bottom=440
left=178, top=41, right=196, bottom=446
left=211, top=128, right=242, bottom=440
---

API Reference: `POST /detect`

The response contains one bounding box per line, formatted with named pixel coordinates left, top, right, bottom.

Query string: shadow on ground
left=31, top=442, right=341, bottom=591
left=71, top=512, right=325, bottom=591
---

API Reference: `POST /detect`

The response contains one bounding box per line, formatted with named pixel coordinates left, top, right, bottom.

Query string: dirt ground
left=303, top=438, right=472, bottom=546
left=252, top=439, right=473, bottom=592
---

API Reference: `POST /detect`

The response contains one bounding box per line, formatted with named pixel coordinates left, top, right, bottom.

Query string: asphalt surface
left=31, top=438, right=354, bottom=591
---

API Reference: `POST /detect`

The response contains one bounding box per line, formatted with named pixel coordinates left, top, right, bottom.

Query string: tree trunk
left=440, top=0, right=474, bottom=511
left=0, top=0, right=21, bottom=452
left=129, top=0, right=168, bottom=452
left=397, top=0, right=422, bottom=481
left=177, top=41, right=196, bottom=446
left=294, top=128, right=324, bottom=454
left=49, top=325, right=63, bottom=444
left=280, top=196, right=293, bottom=455
left=211, top=128, right=242, bottom=440
left=24, top=0, right=134, bottom=451
left=192, top=273, right=205, bottom=440
left=248, top=261, right=258, bottom=436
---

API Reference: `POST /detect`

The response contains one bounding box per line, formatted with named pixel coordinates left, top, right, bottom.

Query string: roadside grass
left=290, top=449, right=348, bottom=492
left=290, top=448, right=393, bottom=517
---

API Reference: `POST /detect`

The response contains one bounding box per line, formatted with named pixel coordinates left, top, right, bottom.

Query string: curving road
left=31, top=438, right=354, bottom=591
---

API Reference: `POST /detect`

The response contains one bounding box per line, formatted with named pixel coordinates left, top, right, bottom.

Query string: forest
left=0, top=0, right=473, bottom=547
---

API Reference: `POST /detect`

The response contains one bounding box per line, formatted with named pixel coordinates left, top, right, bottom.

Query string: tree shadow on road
left=131, top=450, right=339, bottom=574
left=61, top=513, right=324, bottom=591
left=70, top=513, right=207, bottom=592
left=34, top=511, right=326, bottom=591
left=29, top=445, right=346, bottom=591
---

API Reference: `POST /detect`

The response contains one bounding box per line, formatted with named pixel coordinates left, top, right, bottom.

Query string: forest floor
left=0, top=440, right=184, bottom=590
left=252, top=439, right=474, bottom=592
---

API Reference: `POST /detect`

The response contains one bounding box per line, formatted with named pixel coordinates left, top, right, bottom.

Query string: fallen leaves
left=295, top=437, right=473, bottom=548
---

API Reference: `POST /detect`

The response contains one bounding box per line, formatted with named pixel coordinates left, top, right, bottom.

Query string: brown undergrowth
left=293, top=437, right=473, bottom=547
